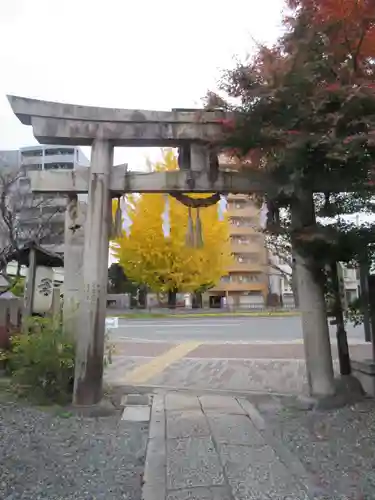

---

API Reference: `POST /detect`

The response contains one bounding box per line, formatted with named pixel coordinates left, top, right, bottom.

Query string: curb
left=142, top=393, right=166, bottom=500
left=114, top=312, right=300, bottom=320
left=113, top=383, right=298, bottom=399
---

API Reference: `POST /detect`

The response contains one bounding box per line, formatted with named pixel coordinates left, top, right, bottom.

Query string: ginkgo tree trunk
left=111, top=149, right=232, bottom=308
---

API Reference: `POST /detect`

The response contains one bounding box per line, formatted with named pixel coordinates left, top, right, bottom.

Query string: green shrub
left=10, top=277, right=25, bottom=297
left=345, top=297, right=364, bottom=327
left=7, top=316, right=75, bottom=404
left=5, top=315, right=115, bottom=405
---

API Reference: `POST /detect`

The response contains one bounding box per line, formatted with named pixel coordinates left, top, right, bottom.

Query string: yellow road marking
left=121, top=341, right=202, bottom=385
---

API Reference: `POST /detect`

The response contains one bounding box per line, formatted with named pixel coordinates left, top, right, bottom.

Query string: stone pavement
left=142, top=391, right=327, bottom=499
left=106, top=340, right=371, bottom=395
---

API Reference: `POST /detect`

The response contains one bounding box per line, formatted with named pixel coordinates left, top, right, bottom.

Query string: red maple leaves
left=287, top=0, right=375, bottom=65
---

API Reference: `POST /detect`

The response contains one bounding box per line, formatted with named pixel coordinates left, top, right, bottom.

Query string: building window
left=233, top=253, right=259, bottom=264
left=229, top=217, right=255, bottom=227
left=45, top=148, right=74, bottom=156
left=282, top=277, right=293, bottom=294
left=21, top=150, right=42, bottom=158
left=44, top=163, right=74, bottom=170
left=228, top=200, right=247, bottom=210
left=237, top=273, right=261, bottom=283
left=223, top=273, right=262, bottom=283
left=231, top=236, right=250, bottom=245
left=25, top=164, right=42, bottom=171
left=231, top=234, right=261, bottom=245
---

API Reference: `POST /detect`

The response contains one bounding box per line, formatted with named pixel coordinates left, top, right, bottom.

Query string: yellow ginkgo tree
left=111, top=149, right=231, bottom=306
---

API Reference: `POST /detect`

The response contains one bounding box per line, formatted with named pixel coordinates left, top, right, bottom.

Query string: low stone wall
left=107, top=294, right=130, bottom=309
left=0, top=298, right=23, bottom=350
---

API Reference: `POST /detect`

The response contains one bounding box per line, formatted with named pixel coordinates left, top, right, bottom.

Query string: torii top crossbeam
left=8, top=94, right=266, bottom=195
left=7, top=95, right=226, bottom=147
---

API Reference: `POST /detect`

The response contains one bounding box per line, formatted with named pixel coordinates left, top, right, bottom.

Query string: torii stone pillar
left=74, top=140, right=113, bottom=404
left=63, top=196, right=86, bottom=337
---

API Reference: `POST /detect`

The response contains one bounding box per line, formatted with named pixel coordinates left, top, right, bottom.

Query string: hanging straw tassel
left=217, top=195, right=227, bottom=222
left=259, top=201, right=268, bottom=230
left=195, top=207, right=204, bottom=248
left=186, top=207, right=195, bottom=247
left=162, top=195, right=171, bottom=238
left=112, top=196, right=122, bottom=238
left=122, top=197, right=133, bottom=237
left=109, top=199, right=117, bottom=239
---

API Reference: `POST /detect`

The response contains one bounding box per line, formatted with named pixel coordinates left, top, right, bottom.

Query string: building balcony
left=228, top=207, right=260, bottom=219
left=344, top=280, right=359, bottom=291
left=21, top=154, right=76, bottom=168
left=226, top=193, right=249, bottom=201
left=43, top=162, right=74, bottom=171
left=227, top=261, right=267, bottom=273
left=229, top=225, right=262, bottom=235
left=20, top=158, right=43, bottom=167
left=230, top=242, right=264, bottom=253
left=210, top=281, right=268, bottom=293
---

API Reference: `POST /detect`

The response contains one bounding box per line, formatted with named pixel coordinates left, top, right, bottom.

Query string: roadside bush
left=345, top=297, right=364, bottom=327
left=7, top=317, right=75, bottom=404
left=5, top=315, right=115, bottom=405
left=10, top=277, right=25, bottom=297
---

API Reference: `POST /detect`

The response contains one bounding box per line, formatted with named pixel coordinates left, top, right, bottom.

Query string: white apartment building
left=268, top=253, right=295, bottom=307
left=268, top=253, right=360, bottom=307
left=341, top=265, right=360, bottom=304
left=15, top=145, right=89, bottom=253
left=0, top=145, right=89, bottom=257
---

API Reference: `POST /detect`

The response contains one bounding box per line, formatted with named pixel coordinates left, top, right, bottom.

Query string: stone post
left=291, top=193, right=335, bottom=397
left=24, top=246, right=37, bottom=317
left=63, top=195, right=86, bottom=337
left=73, top=140, right=113, bottom=406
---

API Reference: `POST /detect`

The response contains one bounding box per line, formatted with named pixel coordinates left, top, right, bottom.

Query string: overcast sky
left=0, top=0, right=284, bottom=168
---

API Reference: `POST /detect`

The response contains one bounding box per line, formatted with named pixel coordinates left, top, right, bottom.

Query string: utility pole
left=331, top=262, right=351, bottom=375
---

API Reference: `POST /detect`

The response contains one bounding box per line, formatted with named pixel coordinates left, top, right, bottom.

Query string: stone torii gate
left=8, top=95, right=335, bottom=405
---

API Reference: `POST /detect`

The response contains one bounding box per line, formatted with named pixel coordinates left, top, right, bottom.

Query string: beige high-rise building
left=208, top=194, right=269, bottom=309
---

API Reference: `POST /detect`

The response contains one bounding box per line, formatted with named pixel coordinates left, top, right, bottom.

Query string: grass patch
left=177, top=311, right=299, bottom=318
left=114, top=311, right=300, bottom=319
left=114, top=312, right=169, bottom=319
left=0, top=377, right=67, bottom=412
left=0, top=376, right=15, bottom=403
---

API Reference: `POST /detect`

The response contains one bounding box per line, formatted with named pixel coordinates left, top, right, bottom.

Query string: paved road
left=112, top=316, right=366, bottom=343
left=105, top=316, right=371, bottom=395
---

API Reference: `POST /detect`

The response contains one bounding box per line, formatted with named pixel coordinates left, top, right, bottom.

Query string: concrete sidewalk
left=142, top=392, right=325, bottom=499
